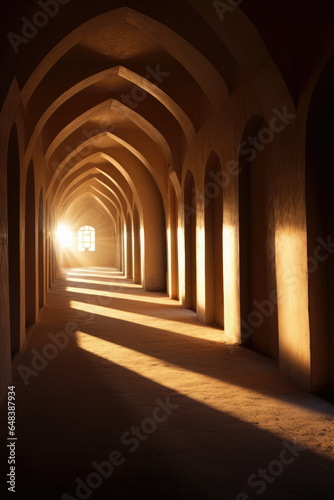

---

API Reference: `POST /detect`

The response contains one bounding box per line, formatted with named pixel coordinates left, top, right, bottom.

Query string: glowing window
left=78, top=226, right=95, bottom=252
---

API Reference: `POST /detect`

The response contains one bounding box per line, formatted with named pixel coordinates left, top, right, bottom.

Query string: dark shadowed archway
left=169, top=179, right=179, bottom=300
left=126, top=212, right=133, bottom=279
left=306, top=55, right=334, bottom=395
left=205, top=152, right=223, bottom=327
left=133, top=204, right=141, bottom=284
left=7, top=124, right=21, bottom=354
left=38, top=188, right=44, bottom=309
left=184, top=170, right=196, bottom=311
left=25, top=161, right=36, bottom=328
left=239, top=116, right=279, bottom=359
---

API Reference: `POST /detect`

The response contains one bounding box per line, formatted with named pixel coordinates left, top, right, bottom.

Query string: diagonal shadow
left=1, top=267, right=333, bottom=500
left=4, top=340, right=334, bottom=500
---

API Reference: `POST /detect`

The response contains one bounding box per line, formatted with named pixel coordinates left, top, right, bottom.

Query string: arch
left=133, top=204, right=141, bottom=284
left=7, top=124, right=21, bottom=354
left=169, top=178, right=179, bottom=300
left=30, top=65, right=196, bottom=157
left=45, top=200, right=49, bottom=295
left=46, top=130, right=166, bottom=205
left=22, top=7, right=228, bottom=109
left=120, top=215, right=125, bottom=274
left=51, top=209, right=56, bottom=284
left=239, top=116, right=279, bottom=359
left=66, top=153, right=168, bottom=291
left=126, top=212, right=133, bottom=279
left=306, top=55, right=334, bottom=394
left=117, top=215, right=122, bottom=271
left=49, top=218, right=52, bottom=288
left=53, top=153, right=136, bottom=217
left=60, top=199, right=116, bottom=268
left=187, top=0, right=295, bottom=115
left=205, top=152, right=223, bottom=327
left=184, top=170, right=196, bottom=311
left=44, top=99, right=173, bottom=174
left=58, top=169, right=127, bottom=218
left=63, top=191, right=117, bottom=235
left=25, top=162, right=36, bottom=328
left=38, top=189, right=44, bottom=308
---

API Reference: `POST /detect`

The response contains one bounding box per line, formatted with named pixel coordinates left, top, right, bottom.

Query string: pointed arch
left=7, top=124, right=21, bottom=353
left=25, top=162, right=36, bottom=328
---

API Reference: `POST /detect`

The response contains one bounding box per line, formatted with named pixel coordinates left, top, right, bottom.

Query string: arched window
left=78, top=226, right=95, bottom=252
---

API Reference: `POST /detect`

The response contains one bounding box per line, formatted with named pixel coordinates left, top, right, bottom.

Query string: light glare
left=56, top=224, right=73, bottom=248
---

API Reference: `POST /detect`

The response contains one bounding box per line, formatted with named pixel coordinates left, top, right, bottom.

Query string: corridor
left=1, top=1, right=334, bottom=499
left=3, top=267, right=334, bottom=499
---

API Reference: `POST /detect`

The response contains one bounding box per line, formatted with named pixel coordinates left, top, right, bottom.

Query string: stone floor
left=1, top=267, right=334, bottom=499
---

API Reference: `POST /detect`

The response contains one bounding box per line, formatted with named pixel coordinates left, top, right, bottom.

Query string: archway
left=7, top=124, right=21, bottom=354
left=25, top=162, right=36, bottom=328
left=133, top=204, right=141, bottom=284
left=205, top=152, right=223, bottom=326
left=184, top=170, right=196, bottom=311
left=306, top=56, right=334, bottom=395
left=120, top=216, right=125, bottom=274
left=169, top=179, right=179, bottom=300
left=239, top=117, right=278, bottom=359
left=49, top=229, right=53, bottom=288
left=51, top=210, right=56, bottom=284
left=117, top=215, right=121, bottom=271
left=38, top=189, right=44, bottom=309
left=45, top=200, right=49, bottom=294
left=126, top=213, right=133, bottom=279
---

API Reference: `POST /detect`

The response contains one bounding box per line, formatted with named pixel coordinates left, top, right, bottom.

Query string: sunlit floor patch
left=65, top=278, right=142, bottom=288
left=76, top=330, right=334, bottom=457
left=70, top=300, right=227, bottom=343
left=66, top=286, right=174, bottom=303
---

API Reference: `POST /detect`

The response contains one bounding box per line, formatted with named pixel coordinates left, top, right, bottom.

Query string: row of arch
left=7, top=138, right=50, bottom=356
left=6, top=75, right=334, bottom=398
left=1, top=4, right=333, bottom=402
left=8, top=118, right=270, bottom=351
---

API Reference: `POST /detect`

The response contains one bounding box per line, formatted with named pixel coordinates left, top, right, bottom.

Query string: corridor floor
left=1, top=267, right=334, bottom=499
